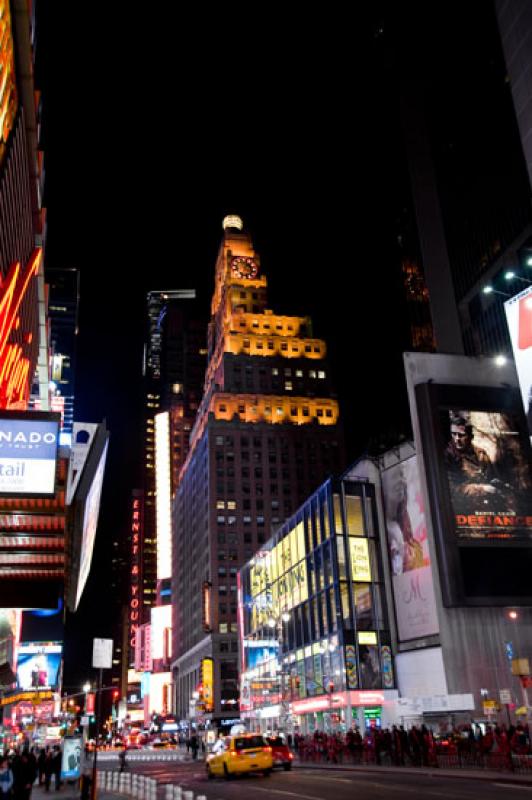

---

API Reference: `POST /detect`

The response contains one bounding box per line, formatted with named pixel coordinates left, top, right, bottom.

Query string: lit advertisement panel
left=76, top=439, right=108, bottom=608
left=65, top=422, right=109, bottom=612
left=150, top=605, right=171, bottom=661
left=382, top=456, right=439, bottom=641
left=505, top=287, right=532, bottom=436
left=16, top=643, right=62, bottom=690
left=155, top=412, right=171, bottom=580
left=415, top=383, right=532, bottom=605
left=0, top=413, right=60, bottom=497
left=243, top=640, right=279, bottom=671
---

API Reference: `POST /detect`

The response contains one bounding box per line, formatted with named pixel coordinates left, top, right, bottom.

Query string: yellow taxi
left=206, top=733, right=273, bottom=779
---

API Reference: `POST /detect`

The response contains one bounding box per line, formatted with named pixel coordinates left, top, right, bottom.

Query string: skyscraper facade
left=139, top=291, right=206, bottom=621
left=46, top=268, right=80, bottom=439
left=172, top=217, right=345, bottom=725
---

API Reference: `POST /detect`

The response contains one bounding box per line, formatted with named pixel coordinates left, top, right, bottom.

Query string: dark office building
left=46, top=268, right=80, bottom=438
left=380, top=3, right=532, bottom=358
left=141, top=291, right=206, bottom=621
left=171, top=217, right=345, bottom=724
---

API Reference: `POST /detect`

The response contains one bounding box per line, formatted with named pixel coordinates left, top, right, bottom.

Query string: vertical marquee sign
left=129, top=490, right=144, bottom=665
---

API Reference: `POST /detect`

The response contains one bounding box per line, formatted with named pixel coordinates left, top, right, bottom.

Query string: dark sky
left=32, top=2, right=507, bottom=686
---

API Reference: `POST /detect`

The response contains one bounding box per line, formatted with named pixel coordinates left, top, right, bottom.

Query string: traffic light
left=112, top=690, right=119, bottom=702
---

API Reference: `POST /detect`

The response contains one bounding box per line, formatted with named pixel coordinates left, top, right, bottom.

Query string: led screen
left=440, top=409, right=532, bottom=541
left=415, top=382, right=532, bottom=605
left=16, top=643, right=62, bottom=690
left=0, top=414, right=59, bottom=497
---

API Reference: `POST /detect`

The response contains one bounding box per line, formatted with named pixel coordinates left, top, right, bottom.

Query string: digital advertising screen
left=16, top=643, right=62, bottom=690
left=0, top=412, right=60, bottom=497
left=243, top=640, right=279, bottom=671
left=415, top=382, right=532, bottom=606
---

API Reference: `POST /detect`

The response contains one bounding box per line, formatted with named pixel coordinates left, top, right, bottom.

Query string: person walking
left=51, top=747, right=61, bottom=791
left=0, top=757, right=13, bottom=799
left=12, top=750, right=36, bottom=800
left=189, top=734, right=198, bottom=760
left=36, top=751, right=46, bottom=787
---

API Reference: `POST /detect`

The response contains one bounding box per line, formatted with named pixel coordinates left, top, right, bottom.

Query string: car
left=206, top=734, right=273, bottom=780
left=267, top=736, right=294, bottom=770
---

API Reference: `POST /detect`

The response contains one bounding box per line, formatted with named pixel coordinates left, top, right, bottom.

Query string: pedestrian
left=12, top=750, right=36, bottom=800
left=189, top=734, right=198, bottom=761
left=37, top=751, right=46, bottom=787
left=51, top=747, right=61, bottom=791
left=0, top=757, right=13, bottom=799
left=119, top=748, right=127, bottom=773
left=43, top=751, right=53, bottom=793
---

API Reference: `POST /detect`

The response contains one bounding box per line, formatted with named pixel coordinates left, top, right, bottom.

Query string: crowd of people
left=0, top=746, right=62, bottom=800
left=291, top=722, right=532, bottom=769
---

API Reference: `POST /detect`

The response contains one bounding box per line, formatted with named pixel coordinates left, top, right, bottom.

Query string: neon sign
left=129, top=492, right=143, bottom=661
left=0, top=250, right=42, bottom=409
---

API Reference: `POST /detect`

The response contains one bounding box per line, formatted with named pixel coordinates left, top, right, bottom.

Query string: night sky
left=32, top=2, right=506, bottom=687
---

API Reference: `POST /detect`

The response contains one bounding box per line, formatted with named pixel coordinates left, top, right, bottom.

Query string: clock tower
left=172, top=217, right=345, bottom=723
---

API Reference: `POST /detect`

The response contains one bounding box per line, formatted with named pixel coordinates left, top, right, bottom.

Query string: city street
left=115, top=760, right=532, bottom=799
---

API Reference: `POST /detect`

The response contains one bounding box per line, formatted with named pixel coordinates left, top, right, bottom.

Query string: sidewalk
left=292, top=757, right=532, bottom=786
left=31, top=785, right=119, bottom=800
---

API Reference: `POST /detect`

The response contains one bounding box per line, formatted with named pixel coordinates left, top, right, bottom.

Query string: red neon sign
left=0, top=249, right=42, bottom=409
left=129, top=493, right=143, bottom=661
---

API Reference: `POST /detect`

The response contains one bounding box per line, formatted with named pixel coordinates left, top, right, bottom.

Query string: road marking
left=493, top=785, right=532, bottom=791
left=252, top=788, right=323, bottom=800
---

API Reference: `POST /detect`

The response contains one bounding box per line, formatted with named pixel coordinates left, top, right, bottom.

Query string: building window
left=296, top=369, right=303, bottom=377
left=285, top=381, right=293, bottom=391
left=318, top=370, right=326, bottom=379
left=227, top=500, right=236, bottom=510
left=219, top=623, right=228, bottom=633
left=272, top=367, right=279, bottom=376
left=309, top=370, right=316, bottom=378
left=216, top=500, right=225, bottom=509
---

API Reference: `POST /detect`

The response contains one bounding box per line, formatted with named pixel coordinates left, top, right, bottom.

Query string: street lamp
left=483, top=285, right=511, bottom=298
left=83, top=683, right=91, bottom=694
left=504, top=271, right=532, bottom=286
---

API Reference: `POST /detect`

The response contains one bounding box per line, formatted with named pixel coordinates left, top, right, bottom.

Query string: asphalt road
left=116, top=760, right=532, bottom=799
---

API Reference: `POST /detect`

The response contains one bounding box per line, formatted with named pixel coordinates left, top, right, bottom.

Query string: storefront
left=238, top=477, right=396, bottom=734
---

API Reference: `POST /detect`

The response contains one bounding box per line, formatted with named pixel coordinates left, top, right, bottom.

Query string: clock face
left=231, top=256, right=258, bottom=279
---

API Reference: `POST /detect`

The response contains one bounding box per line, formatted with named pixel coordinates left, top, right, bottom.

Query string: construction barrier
left=96, top=770, right=204, bottom=800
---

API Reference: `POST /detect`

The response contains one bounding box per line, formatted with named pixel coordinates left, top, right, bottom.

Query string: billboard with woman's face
left=382, top=455, right=439, bottom=642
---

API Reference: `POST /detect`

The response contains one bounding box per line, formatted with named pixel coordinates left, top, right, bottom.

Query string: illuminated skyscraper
left=140, top=291, right=206, bottom=621
left=172, top=217, right=345, bottom=725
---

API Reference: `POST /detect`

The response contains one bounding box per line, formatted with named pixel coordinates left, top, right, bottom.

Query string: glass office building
left=238, top=475, right=397, bottom=734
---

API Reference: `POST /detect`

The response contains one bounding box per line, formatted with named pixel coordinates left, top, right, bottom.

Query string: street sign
left=92, top=638, right=113, bottom=669
left=483, top=700, right=499, bottom=714
left=500, top=689, right=512, bottom=704
left=81, top=715, right=89, bottom=726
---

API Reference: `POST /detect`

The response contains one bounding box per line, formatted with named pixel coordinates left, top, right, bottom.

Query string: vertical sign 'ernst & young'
left=0, top=413, right=59, bottom=497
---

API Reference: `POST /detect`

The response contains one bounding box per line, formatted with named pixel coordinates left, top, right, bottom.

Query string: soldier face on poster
left=441, top=410, right=532, bottom=540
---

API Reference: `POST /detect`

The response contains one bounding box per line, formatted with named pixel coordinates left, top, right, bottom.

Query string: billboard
left=61, top=737, right=82, bottom=779
left=505, top=286, right=532, bottom=436
left=65, top=422, right=109, bottom=611
left=415, top=382, right=532, bottom=605
left=382, top=455, right=439, bottom=642
left=16, top=643, right=62, bottom=690
left=0, top=412, right=60, bottom=497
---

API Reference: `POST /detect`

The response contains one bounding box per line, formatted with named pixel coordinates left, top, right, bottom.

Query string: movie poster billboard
left=382, top=455, right=439, bottom=642
left=16, top=643, right=62, bottom=690
left=440, top=408, right=532, bottom=540
left=415, top=382, right=532, bottom=606
left=505, top=286, right=532, bottom=437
